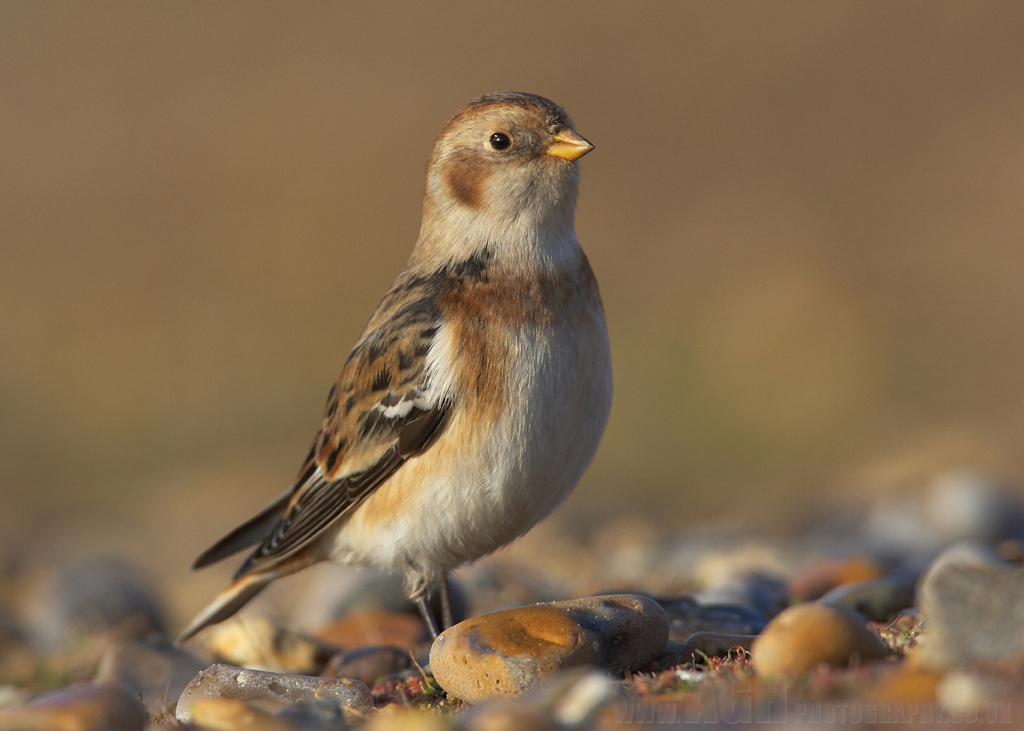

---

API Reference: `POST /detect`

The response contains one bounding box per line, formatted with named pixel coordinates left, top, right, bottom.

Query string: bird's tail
left=176, top=571, right=278, bottom=645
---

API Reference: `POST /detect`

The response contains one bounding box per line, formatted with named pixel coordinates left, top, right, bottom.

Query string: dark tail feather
left=191, top=491, right=292, bottom=571
left=175, top=571, right=276, bottom=644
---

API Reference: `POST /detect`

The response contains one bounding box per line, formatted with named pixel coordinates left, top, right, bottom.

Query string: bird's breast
left=436, top=254, right=606, bottom=424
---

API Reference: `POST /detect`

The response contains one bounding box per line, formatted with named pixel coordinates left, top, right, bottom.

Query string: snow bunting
left=179, top=92, right=612, bottom=642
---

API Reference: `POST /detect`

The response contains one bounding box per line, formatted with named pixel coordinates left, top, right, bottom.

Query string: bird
left=178, top=92, right=612, bottom=643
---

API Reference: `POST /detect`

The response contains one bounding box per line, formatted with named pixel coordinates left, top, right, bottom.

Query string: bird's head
left=419, top=92, right=593, bottom=261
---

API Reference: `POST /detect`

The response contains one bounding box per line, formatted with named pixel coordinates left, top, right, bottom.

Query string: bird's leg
left=440, top=573, right=454, bottom=630
left=417, top=596, right=440, bottom=640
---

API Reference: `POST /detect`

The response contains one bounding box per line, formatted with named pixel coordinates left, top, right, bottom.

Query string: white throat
left=415, top=198, right=581, bottom=274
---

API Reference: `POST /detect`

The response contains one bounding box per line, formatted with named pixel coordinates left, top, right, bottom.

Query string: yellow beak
left=546, top=129, right=595, bottom=161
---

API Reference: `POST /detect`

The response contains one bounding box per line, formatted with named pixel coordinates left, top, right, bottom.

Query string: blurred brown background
left=3, top=2, right=1024, bottom=616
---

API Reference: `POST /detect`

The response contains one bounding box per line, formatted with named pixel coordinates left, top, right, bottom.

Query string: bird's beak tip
left=546, top=129, right=594, bottom=161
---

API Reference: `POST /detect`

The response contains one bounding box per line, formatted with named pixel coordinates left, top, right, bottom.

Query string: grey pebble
left=918, top=543, right=1024, bottom=670
left=460, top=669, right=620, bottom=731
left=819, top=577, right=916, bottom=622
left=175, top=664, right=371, bottom=724
left=320, top=645, right=412, bottom=686
left=647, top=633, right=756, bottom=670
left=94, top=635, right=207, bottom=717
left=275, top=700, right=349, bottom=730
left=26, top=556, right=165, bottom=648
left=651, top=596, right=768, bottom=640
left=695, top=574, right=789, bottom=619
left=0, top=684, right=147, bottom=731
left=924, top=470, right=1019, bottom=545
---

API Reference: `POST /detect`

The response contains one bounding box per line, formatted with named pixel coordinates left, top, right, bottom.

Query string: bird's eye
left=489, top=133, right=511, bottom=150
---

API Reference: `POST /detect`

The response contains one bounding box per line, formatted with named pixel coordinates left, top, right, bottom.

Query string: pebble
left=924, top=470, right=1017, bottom=545
left=860, top=496, right=940, bottom=557
left=694, top=574, right=789, bottom=619
left=93, top=635, right=206, bottom=717
left=0, top=602, right=22, bottom=650
left=689, top=543, right=790, bottom=591
left=361, top=705, right=452, bottom=731
left=317, top=610, right=428, bottom=651
left=175, top=663, right=372, bottom=724
left=321, top=645, right=413, bottom=686
left=650, top=633, right=756, bottom=670
left=863, top=664, right=942, bottom=704
left=937, top=671, right=1016, bottom=711
left=459, top=669, right=618, bottom=731
left=200, top=616, right=334, bottom=674
left=789, top=557, right=882, bottom=601
left=538, top=669, right=620, bottom=727
left=0, top=686, right=25, bottom=710
left=751, top=603, right=887, bottom=676
left=188, top=697, right=296, bottom=731
left=25, top=557, right=165, bottom=648
left=275, top=700, right=350, bottom=731
left=818, top=577, right=916, bottom=622
left=460, top=704, right=562, bottom=731
left=429, top=594, right=668, bottom=703
left=917, top=543, right=1024, bottom=670
left=996, top=538, right=1024, bottom=562
left=653, top=595, right=767, bottom=640
left=863, top=472, right=1024, bottom=558
left=0, top=683, right=147, bottom=731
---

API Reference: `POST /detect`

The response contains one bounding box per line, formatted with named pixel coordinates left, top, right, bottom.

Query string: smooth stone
left=917, top=543, right=1024, bottom=670
left=316, top=610, right=428, bottom=651
left=996, top=538, right=1024, bottom=561
left=274, top=700, right=349, bottom=731
left=429, top=594, right=668, bottom=703
left=361, top=706, right=453, bottom=730
left=689, top=543, right=790, bottom=592
left=861, top=497, right=941, bottom=558
left=25, top=557, right=165, bottom=648
left=0, top=683, right=147, bottom=731
left=861, top=664, right=942, bottom=704
left=94, top=635, right=206, bottom=716
left=647, top=639, right=692, bottom=671
left=457, top=671, right=617, bottom=731
left=819, top=577, right=916, bottom=622
left=650, top=633, right=756, bottom=670
left=653, top=595, right=767, bottom=640
left=751, top=603, right=887, bottom=676
left=520, top=668, right=620, bottom=727
left=189, top=697, right=295, bottom=731
left=175, top=664, right=371, bottom=724
left=459, top=671, right=618, bottom=731
left=924, top=470, right=1018, bottom=544
left=460, top=704, right=561, bottom=731
left=321, top=645, right=412, bottom=686
left=0, top=686, right=25, bottom=710
left=695, top=574, right=789, bottom=619
left=937, top=671, right=1016, bottom=711
left=0, top=602, right=22, bottom=649
left=789, top=557, right=882, bottom=602
left=200, top=617, right=334, bottom=674
left=887, top=556, right=932, bottom=587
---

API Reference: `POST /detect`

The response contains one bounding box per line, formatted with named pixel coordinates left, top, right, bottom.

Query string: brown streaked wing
left=232, top=283, right=449, bottom=578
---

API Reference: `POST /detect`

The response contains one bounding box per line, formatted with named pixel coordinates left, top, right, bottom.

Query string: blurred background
left=3, top=1, right=1024, bottom=625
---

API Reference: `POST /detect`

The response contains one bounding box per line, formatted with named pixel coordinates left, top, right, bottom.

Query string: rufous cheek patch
left=444, top=153, right=489, bottom=209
